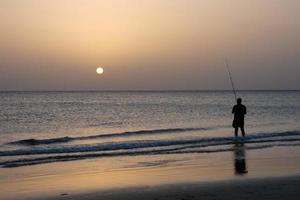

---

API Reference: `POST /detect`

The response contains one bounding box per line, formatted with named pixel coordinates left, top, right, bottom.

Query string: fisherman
left=232, top=98, right=247, bottom=137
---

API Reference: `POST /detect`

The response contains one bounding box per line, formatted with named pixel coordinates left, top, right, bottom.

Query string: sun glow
left=96, top=67, right=104, bottom=75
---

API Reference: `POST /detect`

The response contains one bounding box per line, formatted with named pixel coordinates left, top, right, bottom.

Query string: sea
left=0, top=91, right=299, bottom=168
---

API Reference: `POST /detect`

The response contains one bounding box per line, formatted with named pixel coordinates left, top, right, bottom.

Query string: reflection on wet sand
left=234, top=141, right=248, bottom=175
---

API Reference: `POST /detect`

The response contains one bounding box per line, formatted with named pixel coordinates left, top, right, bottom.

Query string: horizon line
left=1, top=89, right=300, bottom=93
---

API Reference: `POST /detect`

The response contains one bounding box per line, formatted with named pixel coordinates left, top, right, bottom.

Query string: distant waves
left=9, top=127, right=207, bottom=146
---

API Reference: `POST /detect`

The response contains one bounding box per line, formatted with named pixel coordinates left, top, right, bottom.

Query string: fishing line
left=225, top=59, right=237, bottom=101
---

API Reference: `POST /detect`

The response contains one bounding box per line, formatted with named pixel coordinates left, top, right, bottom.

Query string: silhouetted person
left=232, top=98, right=247, bottom=137
left=233, top=141, right=248, bottom=175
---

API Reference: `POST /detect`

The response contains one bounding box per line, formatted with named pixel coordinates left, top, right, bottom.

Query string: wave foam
left=2, top=131, right=300, bottom=157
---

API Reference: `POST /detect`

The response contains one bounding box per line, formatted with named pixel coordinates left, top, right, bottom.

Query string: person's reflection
left=233, top=141, right=248, bottom=175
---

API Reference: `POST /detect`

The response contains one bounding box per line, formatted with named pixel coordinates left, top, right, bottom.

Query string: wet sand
left=42, top=175, right=300, bottom=200
left=2, top=145, right=300, bottom=200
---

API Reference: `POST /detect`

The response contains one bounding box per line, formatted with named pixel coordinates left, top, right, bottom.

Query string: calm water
left=0, top=91, right=300, bottom=168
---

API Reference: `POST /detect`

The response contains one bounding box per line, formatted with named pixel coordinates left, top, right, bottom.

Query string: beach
left=42, top=175, right=300, bottom=200
left=2, top=144, right=300, bottom=200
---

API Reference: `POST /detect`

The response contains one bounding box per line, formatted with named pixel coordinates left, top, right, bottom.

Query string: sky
left=0, top=0, right=299, bottom=91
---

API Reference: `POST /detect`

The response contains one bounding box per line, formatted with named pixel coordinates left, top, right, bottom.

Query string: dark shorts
left=232, top=119, right=244, bottom=128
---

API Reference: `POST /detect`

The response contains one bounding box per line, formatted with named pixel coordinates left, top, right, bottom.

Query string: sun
left=96, top=67, right=104, bottom=75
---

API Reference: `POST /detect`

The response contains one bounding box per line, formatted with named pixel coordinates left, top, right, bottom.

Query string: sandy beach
left=40, top=175, right=300, bottom=200
left=2, top=144, right=300, bottom=200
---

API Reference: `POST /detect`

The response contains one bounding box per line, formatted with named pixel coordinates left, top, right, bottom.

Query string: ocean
left=0, top=91, right=299, bottom=168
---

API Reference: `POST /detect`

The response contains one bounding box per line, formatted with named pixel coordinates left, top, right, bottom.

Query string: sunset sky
left=0, top=0, right=299, bottom=90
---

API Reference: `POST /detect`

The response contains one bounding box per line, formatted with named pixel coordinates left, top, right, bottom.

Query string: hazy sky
left=0, top=0, right=299, bottom=90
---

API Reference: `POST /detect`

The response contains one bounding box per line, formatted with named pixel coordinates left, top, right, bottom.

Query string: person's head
left=237, top=98, right=242, bottom=104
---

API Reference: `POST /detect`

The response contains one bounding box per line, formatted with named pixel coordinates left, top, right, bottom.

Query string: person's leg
left=241, top=127, right=245, bottom=137
left=235, top=127, right=238, bottom=137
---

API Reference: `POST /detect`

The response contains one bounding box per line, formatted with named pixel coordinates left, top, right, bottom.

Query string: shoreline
left=41, top=175, right=300, bottom=200
left=2, top=145, right=300, bottom=200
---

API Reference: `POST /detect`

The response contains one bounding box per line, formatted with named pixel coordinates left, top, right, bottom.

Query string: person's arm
left=244, top=106, right=247, bottom=115
left=232, top=106, right=235, bottom=114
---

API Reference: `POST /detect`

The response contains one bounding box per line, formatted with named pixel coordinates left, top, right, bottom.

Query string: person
left=232, top=98, right=247, bottom=137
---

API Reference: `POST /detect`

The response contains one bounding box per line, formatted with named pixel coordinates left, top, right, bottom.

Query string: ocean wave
left=1, top=131, right=300, bottom=157
left=1, top=141, right=300, bottom=168
left=9, top=127, right=207, bottom=146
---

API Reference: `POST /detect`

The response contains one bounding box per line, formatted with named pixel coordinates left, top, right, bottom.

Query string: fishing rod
left=225, top=60, right=237, bottom=101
